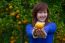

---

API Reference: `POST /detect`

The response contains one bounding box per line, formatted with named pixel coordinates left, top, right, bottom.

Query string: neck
left=37, top=21, right=45, bottom=23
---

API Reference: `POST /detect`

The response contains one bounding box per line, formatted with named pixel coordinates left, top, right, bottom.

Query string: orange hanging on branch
left=9, top=5, right=13, bottom=9
left=16, top=15, right=20, bottom=19
left=16, top=10, right=20, bottom=13
left=10, top=12, right=16, bottom=16
left=22, top=19, right=28, bottom=24
left=18, top=21, right=22, bottom=25
left=63, top=38, right=65, bottom=41
left=10, top=36, right=14, bottom=40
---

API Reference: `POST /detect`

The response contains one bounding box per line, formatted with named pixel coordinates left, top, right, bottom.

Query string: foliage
left=0, top=0, right=65, bottom=43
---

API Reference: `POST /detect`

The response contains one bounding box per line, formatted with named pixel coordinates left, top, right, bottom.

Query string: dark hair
left=32, top=2, right=49, bottom=26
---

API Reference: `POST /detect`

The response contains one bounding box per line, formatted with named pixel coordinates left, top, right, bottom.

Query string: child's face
left=37, top=10, right=47, bottom=22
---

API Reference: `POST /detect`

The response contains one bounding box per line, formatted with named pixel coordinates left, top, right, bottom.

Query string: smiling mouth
left=40, top=16, right=46, bottom=18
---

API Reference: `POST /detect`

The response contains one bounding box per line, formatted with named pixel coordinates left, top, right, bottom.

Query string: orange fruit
left=64, top=34, right=65, bottom=36
left=25, top=41, right=28, bottom=43
left=9, top=5, right=13, bottom=9
left=22, top=19, right=28, bottom=24
left=16, top=10, right=20, bottom=13
left=10, top=40, right=16, bottom=43
left=18, top=21, right=21, bottom=24
left=11, top=36, right=14, bottom=39
left=16, top=15, right=20, bottom=19
left=10, top=41, right=14, bottom=43
left=8, top=3, right=12, bottom=6
left=10, top=12, right=16, bottom=16
left=35, top=22, right=45, bottom=29
left=63, top=38, right=65, bottom=41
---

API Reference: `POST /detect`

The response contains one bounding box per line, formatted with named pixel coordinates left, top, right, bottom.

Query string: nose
left=40, top=16, right=44, bottom=18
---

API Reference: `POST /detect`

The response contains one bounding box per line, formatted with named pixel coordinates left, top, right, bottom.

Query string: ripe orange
left=22, top=19, right=28, bottom=24
left=10, top=36, right=15, bottom=40
left=10, top=12, right=16, bottom=16
left=10, top=41, right=14, bottom=43
left=16, top=10, right=20, bottom=13
left=16, top=15, right=20, bottom=19
left=9, top=5, right=13, bottom=9
left=63, top=38, right=65, bottom=41
left=25, top=41, right=28, bottom=43
left=18, top=21, right=21, bottom=24
left=64, top=34, right=65, bottom=36
left=10, top=40, right=16, bottom=43
left=35, top=22, right=45, bottom=29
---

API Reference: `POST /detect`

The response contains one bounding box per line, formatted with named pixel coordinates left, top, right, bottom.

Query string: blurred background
left=0, top=0, right=65, bottom=43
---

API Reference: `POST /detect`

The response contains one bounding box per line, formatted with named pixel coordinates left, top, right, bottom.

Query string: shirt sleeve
left=48, top=22, right=57, bottom=33
left=32, top=29, right=38, bottom=38
left=44, top=22, right=57, bottom=33
left=26, top=24, right=39, bottom=38
left=43, top=22, right=57, bottom=38
left=26, top=24, right=33, bottom=37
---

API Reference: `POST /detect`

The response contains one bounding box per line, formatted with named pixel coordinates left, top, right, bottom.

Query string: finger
left=34, top=27, right=37, bottom=29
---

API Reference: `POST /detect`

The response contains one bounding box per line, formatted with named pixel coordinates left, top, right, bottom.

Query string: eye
left=38, top=11, right=42, bottom=13
left=44, top=11, right=47, bottom=13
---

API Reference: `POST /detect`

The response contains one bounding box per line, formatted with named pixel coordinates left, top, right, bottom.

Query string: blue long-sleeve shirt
left=26, top=22, right=57, bottom=43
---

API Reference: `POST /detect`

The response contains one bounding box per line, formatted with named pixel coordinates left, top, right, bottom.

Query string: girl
left=26, top=2, right=57, bottom=43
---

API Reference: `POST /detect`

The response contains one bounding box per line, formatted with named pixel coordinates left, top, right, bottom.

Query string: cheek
left=43, top=13, right=48, bottom=18
left=37, top=13, right=41, bottom=16
left=37, top=14, right=41, bottom=18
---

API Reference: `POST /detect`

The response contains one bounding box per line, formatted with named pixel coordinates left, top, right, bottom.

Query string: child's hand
left=33, top=27, right=46, bottom=38
left=33, top=28, right=39, bottom=37
left=38, top=29, right=46, bottom=38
